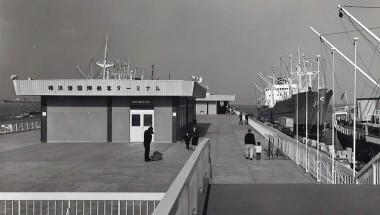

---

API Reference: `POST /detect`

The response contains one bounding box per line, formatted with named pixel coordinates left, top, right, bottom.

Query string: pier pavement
left=200, top=115, right=380, bottom=215
left=197, top=114, right=315, bottom=184
left=0, top=131, right=192, bottom=192
left=0, top=115, right=312, bottom=193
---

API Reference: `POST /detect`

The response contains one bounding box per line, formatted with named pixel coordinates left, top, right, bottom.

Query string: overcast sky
left=1, top=0, right=379, bottom=102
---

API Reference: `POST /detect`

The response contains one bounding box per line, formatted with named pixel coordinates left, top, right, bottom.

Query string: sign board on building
left=131, top=100, right=152, bottom=104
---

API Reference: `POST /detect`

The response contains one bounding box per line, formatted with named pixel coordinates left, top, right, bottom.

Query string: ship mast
left=96, top=34, right=114, bottom=79
left=102, top=34, right=108, bottom=79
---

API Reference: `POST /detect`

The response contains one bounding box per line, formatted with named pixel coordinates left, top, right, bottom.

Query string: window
left=132, top=114, right=140, bottom=126
left=144, top=114, right=152, bottom=126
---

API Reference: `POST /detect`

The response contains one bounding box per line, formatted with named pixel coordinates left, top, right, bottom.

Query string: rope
left=344, top=5, right=380, bottom=9
left=321, top=27, right=380, bottom=36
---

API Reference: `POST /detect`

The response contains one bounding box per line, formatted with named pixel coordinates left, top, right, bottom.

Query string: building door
left=130, top=109, right=154, bottom=142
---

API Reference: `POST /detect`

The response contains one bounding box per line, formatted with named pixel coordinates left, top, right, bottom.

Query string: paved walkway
left=205, top=184, right=380, bottom=215
left=0, top=130, right=192, bottom=192
left=0, top=130, right=40, bottom=152
left=198, top=115, right=314, bottom=184
left=199, top=115, right=380, bottom=215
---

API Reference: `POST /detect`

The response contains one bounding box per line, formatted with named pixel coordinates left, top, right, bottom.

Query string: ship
left=255, top=53, right=333, bottom=139
left=335, top=99, right=380, bottom=163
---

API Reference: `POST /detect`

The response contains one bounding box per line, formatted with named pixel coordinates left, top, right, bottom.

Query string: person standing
left=256, top=142, right=262, bottom=161
left=191, top=126, right=199, bottom=151
left=184, top=132, right=191, bottom=150
left=245, top=114, right=249, bottom=125
left=244, top=128, right=256, bottom=160
left=239, top=112, right=243, bottom=125
left=144, top=126, right=154, bottom=162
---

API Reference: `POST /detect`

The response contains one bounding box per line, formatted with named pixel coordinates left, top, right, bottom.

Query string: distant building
left=12, top=79, right=206, bottom=142
left=196, top=94, right=235, bottom=115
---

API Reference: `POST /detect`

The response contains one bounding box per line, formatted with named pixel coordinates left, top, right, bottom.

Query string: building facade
left=196, top=94, right=235, bottom=115
left=13, top=79, right=206, bottom=142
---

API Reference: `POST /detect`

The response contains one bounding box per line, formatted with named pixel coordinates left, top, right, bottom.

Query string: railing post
left=373, top=163, right=377, bottom=185
left=305, top=141, right=309, bottom=173
left=296, top=140, right=299, bottom=165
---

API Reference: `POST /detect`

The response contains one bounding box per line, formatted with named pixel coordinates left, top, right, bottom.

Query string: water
left=0, top=102, right=40, bottom=123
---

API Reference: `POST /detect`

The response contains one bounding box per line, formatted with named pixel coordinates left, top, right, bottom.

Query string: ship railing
left=334, top=124, right=365, bottom=140
left=0, top=121, right=40, bottom=134
left=236, top=110, right=355, bottom=184
left=152, top=138, right=211, bottom=215
left=0, top=193, right=164, bottom=215
left=355, top=152, right=380, bottom=185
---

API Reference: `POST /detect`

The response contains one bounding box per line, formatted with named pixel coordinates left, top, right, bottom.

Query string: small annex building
left=196, top=94, right=235, bottom=115
left=12, top=79, right=206, bottom=143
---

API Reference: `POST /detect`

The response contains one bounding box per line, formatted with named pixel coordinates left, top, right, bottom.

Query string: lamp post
left=332, top=48, right=336, bottom=184
left=305, top=57, right=309, bottom=173
left=353, top=37, right=359, bottom=178
left=317, top=55, right=321, bottom=182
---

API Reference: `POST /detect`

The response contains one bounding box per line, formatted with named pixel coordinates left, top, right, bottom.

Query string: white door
left=130, top=109, right=154, bottom=142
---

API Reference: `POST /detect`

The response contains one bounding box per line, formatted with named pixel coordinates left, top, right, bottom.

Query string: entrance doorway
left=130, top=109, right=154, bottom=142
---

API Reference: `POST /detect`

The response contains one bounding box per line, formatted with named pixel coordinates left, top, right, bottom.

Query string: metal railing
left=234, top=110, right=354, bottom=184
left=0, top=192, right=164, bottom=215
left=0, top=121, right=40, bottom=134
left=355, top=152, right=380, bottom=185
left=268, top=133, right=354, bottom=184
left=152, top=138, right=211, bottom=215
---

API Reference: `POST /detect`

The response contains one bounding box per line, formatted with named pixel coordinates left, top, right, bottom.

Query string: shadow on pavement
left=197, top=123, right=211, bottom=138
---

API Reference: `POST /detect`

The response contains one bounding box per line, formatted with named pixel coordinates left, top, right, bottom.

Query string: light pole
left=332, top=48, right=336, bottom=184
left=353, top=37, right=359, bottom=178
left=293, top=54, right=300, bottom=165
left=317, top=55, right=321, bottom=182
left=305, top=57, right=309, bottom=173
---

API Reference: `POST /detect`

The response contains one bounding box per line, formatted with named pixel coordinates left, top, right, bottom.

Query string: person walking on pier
left=191, top=126, right=199, bottom=151
left=184, top=132, right=191, bottom=150
left=239, top=112, right=243, bottom=125
left=244, top=128, right=256, bottom=160
left=245, top=114, right=249, bottom=125
left=256, top=142, right=262, bottom=161
left=144, top=126, right=154, bottom=162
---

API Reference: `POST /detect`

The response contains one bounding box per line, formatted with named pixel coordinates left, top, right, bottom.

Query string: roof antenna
left=151, top=64, right=155, bottom=80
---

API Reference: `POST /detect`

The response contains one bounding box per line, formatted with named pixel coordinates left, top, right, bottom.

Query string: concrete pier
left=198, top=115, right=314, bottom=184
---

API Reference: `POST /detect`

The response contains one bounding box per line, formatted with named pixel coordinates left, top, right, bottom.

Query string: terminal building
left=196, top=94, right=235, bottom=115
left=12, top=79, right=206, bottom=143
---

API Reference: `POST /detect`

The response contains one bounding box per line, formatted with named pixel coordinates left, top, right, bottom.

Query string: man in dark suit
left=245, top=128, right=256, bottom=160
left=144, top=126, right=154, bottom=162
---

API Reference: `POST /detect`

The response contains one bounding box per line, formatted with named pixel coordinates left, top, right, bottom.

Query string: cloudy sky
left=1, top=0, right=379, bottom=102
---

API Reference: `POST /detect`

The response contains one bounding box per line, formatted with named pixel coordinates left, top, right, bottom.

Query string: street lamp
left=331, top=48, right=336, bottom=184
left=353, top=37, right=359, bottom=178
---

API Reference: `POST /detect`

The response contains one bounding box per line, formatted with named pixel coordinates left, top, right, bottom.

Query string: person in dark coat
left=245, top=114, right=249, bottom=125
left=244, top=128, right=256, bottom=160
left=184, top=132, right=191, bottom=150
left=191, top=126, right=199, bottom=151
left=144, top=126, right=154, bottom=162
left=239, top=113, right=243, bottom=125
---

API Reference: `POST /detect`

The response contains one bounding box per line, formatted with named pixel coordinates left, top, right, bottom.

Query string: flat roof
left=12, top=79, right=206, bottom=98
left=196, top=94, right=235, bottom=102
